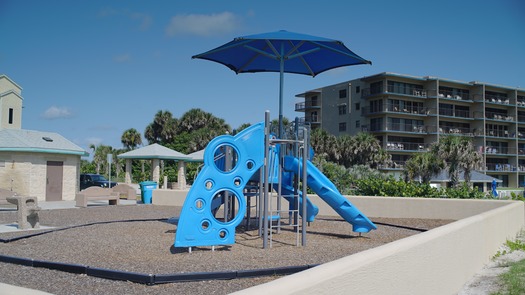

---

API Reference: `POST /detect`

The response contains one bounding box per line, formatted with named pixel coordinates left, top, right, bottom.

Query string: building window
left=356, top=86, right=360, bottom=93
left=370, top=81, right=383, bottom=95
left=356, top=120, right=360, bottom=128
left=387, top=80, right=423, bottom=96
left=8, top=108, right=13, bottom=124
left=311, top=95, right=318, bottom=106
left=339, top=122, right=347, bottom=132
left=355, top=103, right=360, bottom=111
left=338, top=104, right=347, bottom=115
left=339, top=89, right=347, bottom=98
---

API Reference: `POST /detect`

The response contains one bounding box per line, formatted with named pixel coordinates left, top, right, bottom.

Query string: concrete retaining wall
left=152, top=189, right=188, bottom=206
left=151, top=190, right=525, bottom=294
left=233, top=197, right=525, bottom=295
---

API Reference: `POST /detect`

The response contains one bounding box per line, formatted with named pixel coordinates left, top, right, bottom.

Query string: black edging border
left=0, top=254, right=318, bottom=285
left=0, top=218, right=426, bottom=285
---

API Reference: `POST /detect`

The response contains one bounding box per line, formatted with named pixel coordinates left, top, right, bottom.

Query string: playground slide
left=283, top=156, right=377, bottom=233
left=273, top=180, right=319, bottom=223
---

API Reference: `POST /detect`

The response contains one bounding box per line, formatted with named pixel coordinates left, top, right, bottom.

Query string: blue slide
left=283, top=156, right=377, bottom=233
left=273, top=174, right=319, bottom=223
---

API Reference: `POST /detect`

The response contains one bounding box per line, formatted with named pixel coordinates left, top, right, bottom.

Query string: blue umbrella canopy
left=192, top=30, right=371, bottom=76
left=192, top=30, right=371, bottom=136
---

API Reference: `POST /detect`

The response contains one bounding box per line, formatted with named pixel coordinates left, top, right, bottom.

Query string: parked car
left=80, top=174, right=118, bottom=190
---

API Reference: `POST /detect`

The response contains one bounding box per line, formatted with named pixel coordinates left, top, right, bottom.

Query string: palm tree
left=344, top=132, right=390, bottom=169
left=310, top=128, right=338, bottom=162
left=121, top=128, right=142, bottom=150
left=431, top=136, right=483, bottom=187
left=235, top=123, right=251, bottom=134
left=403, top=152, right=442, bottom=183
left=177, top=108, right=231, bottom=134
left=92, top=144, right=113, bottom=175
left=144, top=110, right=178, bottom=145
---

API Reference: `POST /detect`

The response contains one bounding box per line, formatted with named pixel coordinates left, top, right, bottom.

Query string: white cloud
left=98, top=8, right=152, bottom=31
left=165, top=12, right=238, bottom=37
left=114, top=53, right=131, bottom=63
left=42, top=106, right=73, bottom=119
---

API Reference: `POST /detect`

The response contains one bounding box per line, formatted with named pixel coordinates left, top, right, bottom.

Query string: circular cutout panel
left=210, top=189, right=241, bottom=224
left=213, top=144, right=239, bottom=173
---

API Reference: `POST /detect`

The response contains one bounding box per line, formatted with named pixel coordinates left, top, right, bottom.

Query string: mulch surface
left=0, top=205, right=453, bottom=295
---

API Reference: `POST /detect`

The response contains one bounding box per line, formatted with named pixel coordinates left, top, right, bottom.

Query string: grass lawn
left=492, top=258, right=525, bottom=295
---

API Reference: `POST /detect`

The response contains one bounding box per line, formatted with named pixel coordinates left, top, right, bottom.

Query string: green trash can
left=139, top=181, right=157, bottom=204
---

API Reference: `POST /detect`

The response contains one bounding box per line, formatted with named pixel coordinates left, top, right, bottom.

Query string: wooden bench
left=75, top=187, right=120, bottom=208
left=111, top=184, right=137, bottom=200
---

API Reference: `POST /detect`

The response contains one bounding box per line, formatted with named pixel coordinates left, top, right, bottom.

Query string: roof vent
left=42, top=136, right=53, bottom=142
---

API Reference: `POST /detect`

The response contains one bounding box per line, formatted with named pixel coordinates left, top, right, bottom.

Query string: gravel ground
left=0, top=205, right=453, bottom=295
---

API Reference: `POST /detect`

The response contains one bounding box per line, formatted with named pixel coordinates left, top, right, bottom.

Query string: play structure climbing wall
left=174, top=123, right=265, bottom=248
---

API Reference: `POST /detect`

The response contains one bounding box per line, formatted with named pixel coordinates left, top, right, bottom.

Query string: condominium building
left=295, top=72, right=525, bottom=187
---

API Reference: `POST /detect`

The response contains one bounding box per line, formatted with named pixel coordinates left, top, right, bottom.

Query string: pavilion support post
left=152, top=159, right=160, bottom=184
left=125, top=159, right=132, bottom=184
left=177, top=161, right=187, bottom=190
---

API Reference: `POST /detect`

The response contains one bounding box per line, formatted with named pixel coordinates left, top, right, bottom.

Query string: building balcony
left=435, top=90, right=472, bottom=101
left=427, top=126, right=477, bottom=136
left=473, top=111, right=514, bottom=122
left=483, top=111, right=514, bottom=122
left=362, top=86, right=428, bottom=99
left=378, top=161, right=406, bottom=170
left=484, top=163, right=515, bottom=172
left=362, top=105, right=432, bottom=116
left=366, top=123, right=427, bottom=134
left=298, top=116, right=321, bottom=125
left=473, top=93, right=512, bottom=105
left=486, top=129, right=513, bottom=138
left=483, top=146, right=517, bottom=155
left=386, top=142, right=429, bottom=152
left=295, top=101, right=321, bottom=112
left=439, top=109, right=472, bottom=119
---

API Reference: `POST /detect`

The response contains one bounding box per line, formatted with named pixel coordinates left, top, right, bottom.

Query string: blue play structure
left=174, top=120, right=376, bottom=249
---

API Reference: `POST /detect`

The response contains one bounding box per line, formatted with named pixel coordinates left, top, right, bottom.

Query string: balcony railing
left=485, top=111, right=514, bottom=122
left=295, top=101, right=320, bottom=111
left=298, top=115, right=321, bottom=124
left=439, top=108, right=471, bottom=118
left=385, top=123, right=426, bottom=133
left=362, top=105, right=432, bottom=116
left=378, top=161, right=406, bottom=170
left=483, top=146, right=516, bottom=155
left=486, top=129, right=511, bottom=138
left=485, top=163, right=515, bottom=172
left=426, top=126, right=476, bottom=136
left=437, top=90, right=471, bottom=101
left=386, top=142, right=429, bottom=151
left=362, top=87, right=428, bottom=98
left=485, top=94, right=509, bottom=104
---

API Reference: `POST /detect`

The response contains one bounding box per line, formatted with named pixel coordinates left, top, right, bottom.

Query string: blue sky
left=1, top=0, right=524, bottom=155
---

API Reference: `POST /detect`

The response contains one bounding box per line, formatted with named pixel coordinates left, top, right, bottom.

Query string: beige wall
left=0, top=152, right=80, bottom=201
left=233, top=197, right=525, bottom=295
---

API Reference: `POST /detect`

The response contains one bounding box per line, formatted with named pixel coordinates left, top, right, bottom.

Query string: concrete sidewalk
left=0, top=283, right=54, bottom=295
